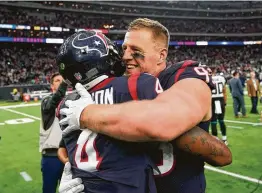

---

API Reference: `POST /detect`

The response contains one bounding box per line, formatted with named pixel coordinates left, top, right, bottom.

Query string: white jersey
left=212, top=75, right=226, bottom=98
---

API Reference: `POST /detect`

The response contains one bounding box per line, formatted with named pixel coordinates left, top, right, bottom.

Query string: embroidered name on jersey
left=90, top=87, right=114, bottom=104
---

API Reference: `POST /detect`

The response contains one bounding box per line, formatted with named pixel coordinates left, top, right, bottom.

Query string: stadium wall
left=0, top=84, right=50, bottom=100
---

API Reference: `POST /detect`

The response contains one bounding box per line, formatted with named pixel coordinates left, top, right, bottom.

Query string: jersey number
left=74, top=131, right=102, bottom=172
left=153, top=143, right=175, bottom=176
left=194, top=67, right=210, bottom=83
left=212, top=82, right=224, bottom=95
left=155, top=78, right=164, bottom=94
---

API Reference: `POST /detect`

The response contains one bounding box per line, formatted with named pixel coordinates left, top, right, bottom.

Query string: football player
left=60, top=19, right=232, bottom=193
left=57, top=30, right=160, bottom=193
left=210, top=68, right=228, bottom=145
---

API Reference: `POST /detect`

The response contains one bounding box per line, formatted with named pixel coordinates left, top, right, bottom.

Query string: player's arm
left=228, top=81, right=232, bottom=94
left=42, top=81, right=68, bottom=112
left=237, top=79, right=244, bottom=95
left=58, top=139, right=69, bottom=164
left=80, top=78, right=211, bottom=142
left=175, top=126, right=232, bottom=166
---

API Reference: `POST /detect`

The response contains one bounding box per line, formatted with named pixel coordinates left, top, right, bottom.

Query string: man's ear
left=159, top=48, right=168, bottom=63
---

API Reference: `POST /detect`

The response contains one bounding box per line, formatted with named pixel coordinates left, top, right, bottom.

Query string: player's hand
left=59, top=83, right=94, bottom=130
left=59, top=162, right=84, bottom=193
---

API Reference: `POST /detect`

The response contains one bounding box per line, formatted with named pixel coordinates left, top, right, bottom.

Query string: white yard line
left=205, top=166, right=262, bottom=185
left=3, top=108, right=41, bottom=121
left=3, top=104, right=262, bottom=185
left=20, top=171, right=32, bottom=182
left=228, top=126, right=243, bottom=129
left=227, top=104, right=252, bottom=107
left=0, top=103, right=40, bottom=109
left=224, top=119, right=260, bottom=126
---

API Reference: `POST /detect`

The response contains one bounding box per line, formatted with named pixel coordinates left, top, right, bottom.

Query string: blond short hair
left=128, top=18, right=170, bottom=50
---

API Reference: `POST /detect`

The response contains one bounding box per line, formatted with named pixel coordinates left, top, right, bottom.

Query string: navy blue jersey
left=58, top=73, right=161, bottom=193
left=154, top=60, right=214, bottom=193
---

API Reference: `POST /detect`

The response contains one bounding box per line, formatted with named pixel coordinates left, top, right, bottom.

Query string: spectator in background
left=1, top=45, right=262, bottom=86
left=247, top=71, right=261, bottom=114
left=11, top=88, right=21, bottom=101
left=259, top=71, right=262, bottom=83
left=229, top=71, right=247, bottom=118
left=239, top=72, right=247, bottom=88
left=39, top=72, right=67, bottom=193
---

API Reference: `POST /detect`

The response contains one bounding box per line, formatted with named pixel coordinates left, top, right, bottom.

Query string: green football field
left=0, top=94, right=262, bottom=193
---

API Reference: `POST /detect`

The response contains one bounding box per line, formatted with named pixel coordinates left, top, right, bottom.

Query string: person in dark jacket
left=39, top=72, right=68, bottom=193
left=229, top=71, right=247, bottom=118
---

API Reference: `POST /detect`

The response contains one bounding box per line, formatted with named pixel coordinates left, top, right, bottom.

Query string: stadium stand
left=0, top=1, right=262, bottom=86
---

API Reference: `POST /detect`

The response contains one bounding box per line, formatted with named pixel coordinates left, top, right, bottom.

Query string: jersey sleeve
left=59, top=138, right=66, bottom=148
left=170, top=61, right=215, bottom=90
left=136, top=73, right=163, bottom=100
left=127, top=73, right=162, bottom=101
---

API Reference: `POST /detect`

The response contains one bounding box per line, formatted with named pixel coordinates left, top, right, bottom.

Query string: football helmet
left=56, top=30, right=125, bottom=87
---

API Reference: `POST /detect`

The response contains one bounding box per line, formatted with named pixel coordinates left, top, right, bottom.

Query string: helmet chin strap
left=82, top=75, right=109, bottom=91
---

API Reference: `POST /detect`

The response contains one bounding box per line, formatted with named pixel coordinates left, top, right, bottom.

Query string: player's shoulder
left=129, top=73, right=159, bottom=86
left=159, top=60, right=213, bottom=88
left=137, top=73, right=157, bottom=83
left=114, top=73, right=161, bottom=100
left=214, top=74, right=226, bottom=83
left=159, top=60, right=201, bottom=78
left=219, top=75, right=226, bottom=82
left=114, top=73, right=157, bottom=86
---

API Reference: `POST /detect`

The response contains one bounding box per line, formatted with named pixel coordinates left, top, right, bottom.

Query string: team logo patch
left=60, top=63, right=65, bottom=70
left=72, top=31, right=109, bottom=57
left=74, top=72, right=82, bottom=81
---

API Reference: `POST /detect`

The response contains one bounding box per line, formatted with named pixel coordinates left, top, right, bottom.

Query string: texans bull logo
left=72, top=31, right=109, bottom=57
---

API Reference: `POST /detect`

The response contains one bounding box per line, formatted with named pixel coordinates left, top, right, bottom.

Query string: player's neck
left=83, top=75, right=109, bottom=91
left=155, top=64, right=167, bottom=77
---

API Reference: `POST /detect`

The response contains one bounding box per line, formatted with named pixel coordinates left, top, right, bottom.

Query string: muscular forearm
left=81, top=100, right=164, bottom=142
left=80, top=79, right=209, bottom=142
left=175, top=126, right=232, bottom=166
left=58, top=148, right=69, bottom=164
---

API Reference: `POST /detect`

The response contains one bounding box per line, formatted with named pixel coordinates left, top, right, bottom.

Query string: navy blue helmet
left=56, top=30, right=125, bottom=87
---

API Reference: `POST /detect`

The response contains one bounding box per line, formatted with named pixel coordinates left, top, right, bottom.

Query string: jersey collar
left=83, top=75, right=109, bottom=91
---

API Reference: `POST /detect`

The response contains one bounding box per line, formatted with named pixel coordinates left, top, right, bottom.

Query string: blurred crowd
left=0, top=44, right=58, bottom=86
left=167, top=46, right=262, bottom=81
left=1, top=44, right=262, bottom=86
left=41, top=1, right=262, bottom=17
left=116, top=1, right=262, bottom=9
left=1, top=2, right=262, bottom=37
left=1, top=2, right=262, bottom=86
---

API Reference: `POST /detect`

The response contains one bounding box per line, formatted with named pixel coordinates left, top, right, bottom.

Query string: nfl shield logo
left=74, top=72, right=82, bottom=81
left=60, top=63, right=65, bottom=70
